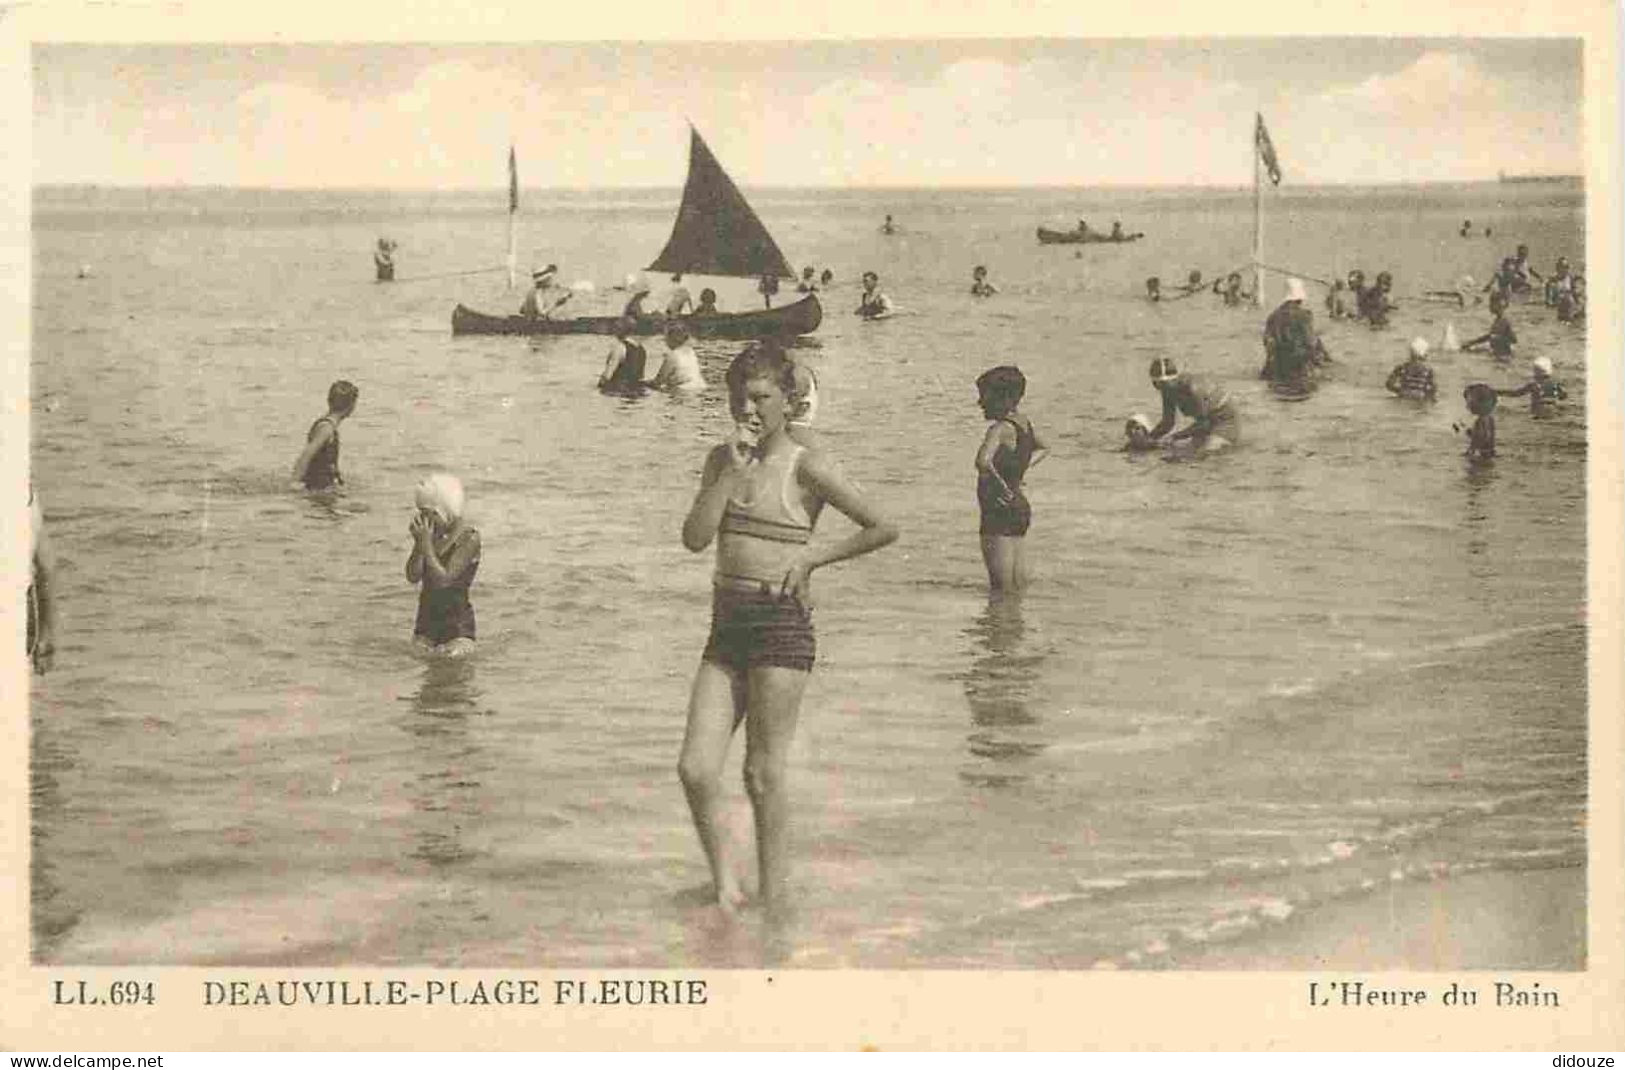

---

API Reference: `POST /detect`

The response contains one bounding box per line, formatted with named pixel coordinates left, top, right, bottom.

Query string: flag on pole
left=1255, top=113, right=1282, bottom=186
left=508, top=146, right=519, bottom=212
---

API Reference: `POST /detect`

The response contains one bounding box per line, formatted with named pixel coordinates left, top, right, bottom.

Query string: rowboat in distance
left=1036, top=226, right=1145, bottom=245
left=453, top=126, right=821, bottom=339
left=451, top=294, right=823, bottom=339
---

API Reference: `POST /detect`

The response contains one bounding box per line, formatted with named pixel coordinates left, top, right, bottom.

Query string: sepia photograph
left=7, top=1, right=1622, bottom=1051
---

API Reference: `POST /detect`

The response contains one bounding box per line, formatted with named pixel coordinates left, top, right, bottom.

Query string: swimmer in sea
left=291, top=379, right=359, bottom=491
left=856, top=272, right=894, bottom=318
left=406, top=473, right=481, bottom=658
left=28, top=484, right=57, bottom=674
left=678, top=341, right=897, bottom=914
left=970, top=265, right=999, bottom=297
left=1145, top=357, right=1239, bottom=453
left=1385, top=337, right=1438, bottom=401
left=1462, top=292, right=1517, bottom=362
left=1459, top=384, right=1498, bottom=461
left=599, top=317, right=652, bottom=394
left=1496, top=355, right=1567, bottom=416
left=797, top=266, right=819, bottom=293
left=1558, top=274, right=1585, bottom=324
left=974, top=365, right=1048, bottom=594
left=650, top=322, right=705, bottom=393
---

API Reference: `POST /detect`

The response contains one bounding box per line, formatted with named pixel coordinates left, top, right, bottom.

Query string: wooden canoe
left=1036, top=227, right=1145, bottom=245
left=451, top=294, right=823, bottom=339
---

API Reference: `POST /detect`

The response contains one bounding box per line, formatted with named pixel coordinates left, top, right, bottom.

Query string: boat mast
left=506, top=145, right=519, bottom=290
left=1252, top=116, right=1264, bottom=308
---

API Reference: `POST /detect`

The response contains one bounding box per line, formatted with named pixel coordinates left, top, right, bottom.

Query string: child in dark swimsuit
left=406, top=473, right=480, bottom=658
left=677, top=342, right=897, bottom=915
left=974, top=366, right=1049, bottom=593
left=292, top=380, right=359, bottom=490
left=1460, top=384, right=1498, bottom=461
left=1497, top=356, right=1567, bottom=416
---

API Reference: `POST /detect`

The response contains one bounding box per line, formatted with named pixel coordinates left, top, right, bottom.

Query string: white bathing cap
left=415, top=472, right=465, bottom=524
left=1532, top=355, right=1553, bottom=376
left=1409, top=337, right=1430, bottom=359
left=1286, top=278, right=1307, bottom=302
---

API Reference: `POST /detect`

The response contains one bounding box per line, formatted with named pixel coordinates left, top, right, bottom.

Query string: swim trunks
left=701, top=584, right=815, bottom=673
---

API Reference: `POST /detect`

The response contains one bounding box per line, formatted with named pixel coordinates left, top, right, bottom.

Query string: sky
left=31, top=38, right=1584, bottom=189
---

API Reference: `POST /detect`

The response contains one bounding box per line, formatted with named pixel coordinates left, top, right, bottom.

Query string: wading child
left=1497, top=355, right=1567, bottom=416
left=406, top=473, right=481, bottom=658
left=1123, top=413, right=1157, bottom=451
left=677, top=343, right=897, bottom=914
left=1385, top=337, right=1438, bottom=401
left=292, top=380, right=359, bottom=490
left=1463, top=292, right=1517, bottom=362
left=975, top=365, right=1048, bottom=593
left=1459, top=384, right=1498, bottom=461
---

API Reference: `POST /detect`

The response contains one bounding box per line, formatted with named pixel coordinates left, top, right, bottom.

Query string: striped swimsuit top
left=720, top=445, right=813, bottom=547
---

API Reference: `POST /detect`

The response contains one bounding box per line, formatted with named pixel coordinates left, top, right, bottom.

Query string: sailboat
left=452, top=128, right=821, bottom=338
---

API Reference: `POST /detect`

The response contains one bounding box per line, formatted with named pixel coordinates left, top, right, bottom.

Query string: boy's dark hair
left=725, top=341, right=799, bottom=417
left=976, top=365, right=1026, bottom=410
left=1464, top=382, right=1498, bottom=415
left=328, top=380, right=359, bottom=414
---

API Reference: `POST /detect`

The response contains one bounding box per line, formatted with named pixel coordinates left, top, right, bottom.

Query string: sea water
left=29, top=182, right=1586, bottom=967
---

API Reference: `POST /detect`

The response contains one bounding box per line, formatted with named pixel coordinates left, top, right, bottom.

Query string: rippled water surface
left=31, top=182, right=1586, bottom=967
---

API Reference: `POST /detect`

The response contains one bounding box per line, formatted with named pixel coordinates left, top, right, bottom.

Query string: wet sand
left=1167, top=868, right=1584, bottom=971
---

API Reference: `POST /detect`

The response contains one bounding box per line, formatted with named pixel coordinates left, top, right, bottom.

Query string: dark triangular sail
left=648, top=128, right=794, bottom=279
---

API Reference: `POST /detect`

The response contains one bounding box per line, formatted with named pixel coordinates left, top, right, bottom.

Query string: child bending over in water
left=975, top=365, right=1049, bottom=593
left=292, top=380, right=359, bottom=490
left=677, top=342, right=898, bottom=914
left=406, top=473, right=481, bottom=658
left=1458, top=384, right=1498, bottom=461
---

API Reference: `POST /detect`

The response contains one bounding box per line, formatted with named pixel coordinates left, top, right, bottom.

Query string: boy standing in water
left=678, top=342, right=897, bottom=914
left=292, top=380, right=359, bottom=490
left=1460, top=384, right=1498, bottom=460
left=974, top=366, right=1048, bottom=594
left=28, top=484, right=57, bottom=674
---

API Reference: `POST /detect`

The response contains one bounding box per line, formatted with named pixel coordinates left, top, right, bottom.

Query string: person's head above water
left=1348, top=269, right=1365, bottom=286
left=1376, top=271, right=1393, bottom=289
left=976, top=365, right=1026, bottom=418
left=1408, top=337, right=1430, bottom=361
left=820, top=269, right=834, bottom=284
left=1285, top=277, right=1307, bottom=303
left=1146, top=276, right=1161, bottom=293
left=415, top=472, right=465, bottom=528
left=862, top=271, right=879, bottom=287
left=1148, top=357, right=1180, bottom=388
left=1187, top=270, right=1203, bottom=287
left=725, top=340, right=797, bottom=424
left=1464, top=383, right=1498, bottom=416
left=327, top=379, right=359, bottom=416
left=664, top=322, right=691, bottom=346
left=1124, top=413, right=1155, bottom=441
left=1516, top=244, right=1530, bottom=258
left=973, top=265, right=988, bottom=279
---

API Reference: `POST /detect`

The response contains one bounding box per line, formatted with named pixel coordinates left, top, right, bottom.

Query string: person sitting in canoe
left=1075, top=219, right=1091, bottom=237
left=820, top=269, right=834, bottom=288
left=599, top=318, right=652, bottom=394
left=797, top=266, right=819, bottom=293
left=1146, top=277, right=1162, bottom=302
left=520, top=264, right=569, bottom=319
left=665, top=273, right=693, bottom=316
left=758, top=273, right=780, bottom=309
left=621, top=276, right=654, bottom=320
left=1460, top=219, right=1473, bottom=238
left=856, top=272, right=894, bottom=319
left=1110, top=221, right=1125, bottom=241
left=971, top=265, right=999, bottom=297
left=693, top=288, right=720, bottom=316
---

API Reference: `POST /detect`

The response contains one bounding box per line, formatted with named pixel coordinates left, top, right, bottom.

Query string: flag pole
left=1253, top=115, right=1265, bottom=308
left=506, top=145, right=519, bottom=291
